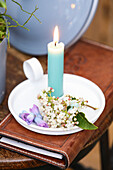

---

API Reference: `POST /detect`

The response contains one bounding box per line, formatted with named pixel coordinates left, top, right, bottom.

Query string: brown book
left=0, top=113, right=99, bottom=169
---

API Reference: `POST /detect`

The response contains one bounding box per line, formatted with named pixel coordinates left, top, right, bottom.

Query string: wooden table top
left=0, top=39, right=113, bottom=169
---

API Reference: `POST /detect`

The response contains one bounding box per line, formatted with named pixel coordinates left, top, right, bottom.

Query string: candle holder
left=8, top=71, right=105, bottom=135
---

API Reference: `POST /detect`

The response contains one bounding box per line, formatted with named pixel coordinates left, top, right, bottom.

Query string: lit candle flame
left=53, top=26, right=59, bottom=45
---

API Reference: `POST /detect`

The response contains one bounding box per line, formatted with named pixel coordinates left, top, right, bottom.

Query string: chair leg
left=99, top=130, right=111, bottom=170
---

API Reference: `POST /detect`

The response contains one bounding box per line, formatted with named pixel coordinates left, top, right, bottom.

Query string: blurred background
left=84, top=0, right=113, bottom=47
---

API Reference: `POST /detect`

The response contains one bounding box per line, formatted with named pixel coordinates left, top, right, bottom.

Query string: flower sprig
left=19, top=88, right=98, bottom=130
left=37, top=87, right=98, bottom=130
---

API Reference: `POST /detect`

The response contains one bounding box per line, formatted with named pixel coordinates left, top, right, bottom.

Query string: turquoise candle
left=48, top=26, right=64, bottom=97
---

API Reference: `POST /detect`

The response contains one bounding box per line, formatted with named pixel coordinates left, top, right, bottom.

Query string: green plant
left=0, top=0, right=41, bottom=44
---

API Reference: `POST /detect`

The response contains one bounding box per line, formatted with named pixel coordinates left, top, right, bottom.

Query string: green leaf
left=0, top=0, right=7, bottom=9
left=67, top=105, right=71, bottom=111
left=72, top=97, right=76, bottom=100
left=76, top=112, right=98, bottom=130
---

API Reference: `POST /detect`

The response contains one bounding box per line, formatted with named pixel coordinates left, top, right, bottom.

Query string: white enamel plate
left=8, top=74, right=105, bottom=135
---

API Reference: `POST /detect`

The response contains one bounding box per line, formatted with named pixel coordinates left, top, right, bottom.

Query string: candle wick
left=55, top=42, right=57, bottom=46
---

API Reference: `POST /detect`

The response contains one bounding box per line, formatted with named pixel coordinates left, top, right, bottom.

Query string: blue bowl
left=6, top=0, right=98, bottom=55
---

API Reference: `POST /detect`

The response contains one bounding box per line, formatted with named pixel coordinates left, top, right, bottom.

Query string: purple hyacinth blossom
left=19, top=111, right=35, bottom=125
left=29, top=104, right=42, bottom=119
left=19, top=105, right=49, bottom=128
left=34, top=116, right=49, bottom=128
left=19, top=111, right=29, bottom=121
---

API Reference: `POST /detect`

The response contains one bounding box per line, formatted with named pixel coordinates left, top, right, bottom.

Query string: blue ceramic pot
left=0, top=38, right=7, bottom=104
left=6, top=0, right=98, bottom=55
